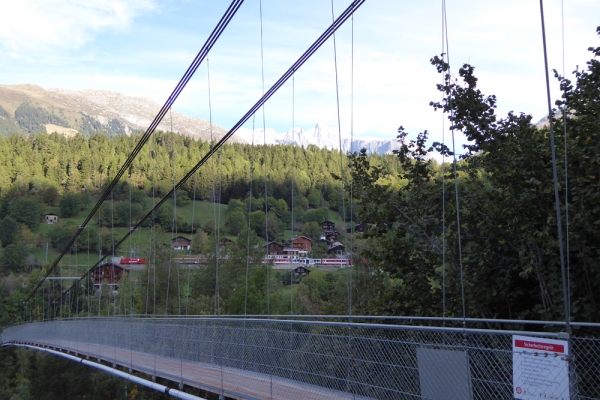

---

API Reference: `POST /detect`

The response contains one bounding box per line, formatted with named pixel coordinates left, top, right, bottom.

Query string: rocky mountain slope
left=0, top=84, right=229, bottom=141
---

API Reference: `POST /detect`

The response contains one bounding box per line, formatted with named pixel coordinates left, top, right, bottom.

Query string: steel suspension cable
left=560, top=0, right=572, bottom=321
left=441, top=0, right=447, bottom=323
left=441, top=1, right=467, bottom=326
left=151, top=134, right=157, bottom=315
left=330, top=0, right=349, bottom=314
left=111, top=187, right=116, bottom=316
left=128, top=179, right=133, bottom=315
left=538, top=0, right=571, bottom=338
left=25, top=0, right=245, bottom=304
left=217, top=150, right=224, bottom=313
left=290, top=72, right=295, bottom=316
left=75, top=242, right=79, bottom=316
left=259, top=0, right=270, bottom=316
left=174, top=115, right=182, bottom=315
left=348, top=6, right=354, bottom=319
left=244, top=114, right=256, bottom=316
left=97, top=210, right=102, bottom=317
left=87, top=227, right=90, bottom=317
left=166, top=109, right=175, bottom=315
left=207, top=58, right=220, bottom=316
left=55, top=0, right=368, bottom=305
left=186, top=172, right=198, bottom=315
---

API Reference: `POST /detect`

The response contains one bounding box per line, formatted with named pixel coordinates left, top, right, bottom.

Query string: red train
left=169, top=257, right=353, bottom=267
left=118, top=258, right=147, bottom=264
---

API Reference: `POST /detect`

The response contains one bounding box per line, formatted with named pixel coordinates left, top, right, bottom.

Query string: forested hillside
left=0, top=130, right=401, bottom=207
left=0, top=128, right=402, bottom=325
left=0, top=105, right=23, bottom=136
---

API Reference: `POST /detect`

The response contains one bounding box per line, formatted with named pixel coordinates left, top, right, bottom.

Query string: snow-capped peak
left=235, top=123, right=400, bottom=155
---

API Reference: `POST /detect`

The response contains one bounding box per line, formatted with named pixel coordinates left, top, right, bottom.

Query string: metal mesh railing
left=2, top=317, right=599, bottom=399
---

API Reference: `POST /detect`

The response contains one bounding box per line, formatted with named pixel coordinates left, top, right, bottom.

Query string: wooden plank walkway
left=20, top=339, right=365, bottom=400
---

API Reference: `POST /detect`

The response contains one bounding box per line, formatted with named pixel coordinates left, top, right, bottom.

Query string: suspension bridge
left=2, top=0, right=599, bottom=399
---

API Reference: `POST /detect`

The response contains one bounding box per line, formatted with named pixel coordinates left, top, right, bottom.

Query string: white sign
left=513, top=335, right=569, bottom=400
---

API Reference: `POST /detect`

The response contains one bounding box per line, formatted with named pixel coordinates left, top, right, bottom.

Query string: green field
left=163, top=198, right=227, bottom=228
left=27, top=195, right=347, bottom=277
left=29, top=198, right=229, bottom=272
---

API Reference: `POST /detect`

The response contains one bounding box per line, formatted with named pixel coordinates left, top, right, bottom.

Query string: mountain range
left=0, top=84, right=398, bottom=154
left=236, top=123, right=400, bottom=155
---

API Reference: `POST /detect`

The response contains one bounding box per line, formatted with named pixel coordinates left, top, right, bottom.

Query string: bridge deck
left=21, top=339, right=363, bottom=400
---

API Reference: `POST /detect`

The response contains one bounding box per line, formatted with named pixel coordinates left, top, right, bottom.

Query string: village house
left=45, top=213, right=58, bottom=224
left=264, top=241, right=284, bottom=255
left=327, top=241, right=345, bottom=256
left=321, top=220, right=336, bottom=233
left=346, top=223, right=367, bottom=234
left=283, top=247, right=299, bottom=257
left=325, top=231, right=340, bottom=244
left=282, top=248, right=308, bottom=258
left=355, top=223, right=367, bottom=233
left=171, top=236, right=191, bottom=250
left=91, top=262, right=144, bottom=286
left=292, top=266, right=311, bottom=277
left=290, top=236, right=313, bottom=252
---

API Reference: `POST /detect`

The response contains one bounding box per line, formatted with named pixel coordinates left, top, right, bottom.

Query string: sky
left=0, top=0, right=598, bottom=149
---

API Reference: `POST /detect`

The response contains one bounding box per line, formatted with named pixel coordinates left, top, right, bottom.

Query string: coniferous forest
left=0, top=26, right=598, bottom=400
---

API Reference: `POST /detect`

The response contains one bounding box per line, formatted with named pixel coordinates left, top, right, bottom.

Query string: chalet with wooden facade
left=327, top=242, right=345, bottom=256
left=321, top=220, right=336, bottom=233
left=91, top=262, right=143, bottom=286
left=290, top=236, right=313, bottom=252
left=264, top=241, right=284, bottom=255
left=346, top=223, right=367, bottom=234
left=325, top=231, right=340, bottom=244
left=292, top=266, right=311, bottom=277
left=171, top=236, right=191, bottom=250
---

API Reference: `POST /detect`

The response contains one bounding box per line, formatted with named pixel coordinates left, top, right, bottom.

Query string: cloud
left=0, top=0, right=157, bottom=56
left=1, top=0, right=597, bottom=155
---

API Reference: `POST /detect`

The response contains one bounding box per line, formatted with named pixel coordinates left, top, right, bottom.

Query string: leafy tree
left=191, top=229, right=209, bottom=254
left=249, top=210, right=280, bottom=239
left=302, top=207, right=329, bottom=224
left=131, top=189, right=148, bottom=206
left=58, top=193, right=81, bottom=218
left=246, top=197, right=264, bottom=212
left=225, top=210, right=246, bottom=235
left=15, top=226, right=35, bottom=246
left=227, top=198, right=246, bottom=214
left=8, top=198, right=43, bottom=229
left=1, top=243, right=29, bottom=272
left=203, top=219, right=215, bottom=235
left=301, top=221, right=322, bottom=242
left=266, top=196, right=288, bottom=219
left=152, top=203, right=184, bottom=232
left=350, top=27, right=600, bottom=322
left=307, top=188, right=323, bottom=208
left=311, top=242, right=329, bottom=259
left=48, top=223, right=77, bottom=250
left=113, top=201, right=143, bottom=227
left=37, top=184, right=59, bottom=206
left=0, top=217, right=18, bottom=248
left=175, top=189, right=190, bottom=206
left=249, top=211, right=266, bottom=238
